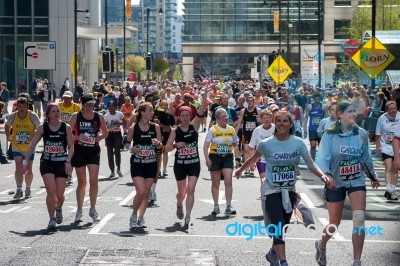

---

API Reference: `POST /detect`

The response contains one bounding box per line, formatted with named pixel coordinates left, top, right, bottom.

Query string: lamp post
left=317, top=0, right=322, bottom=88
left=74, top=0, right=89, bottom=91
left=146, top=7, right=163, bottom=80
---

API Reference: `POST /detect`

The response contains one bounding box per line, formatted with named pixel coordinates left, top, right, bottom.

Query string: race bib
left=60, top=113, right=72, bottom=122
left=386, top=131, right=394, bottom=143
left=44, top=145, right=63, bottom=154
left=136, top=145, right=155, bottom=158
left=245, top=121, right=256, bottom=131
left=80, top=134, right=95, bottom=145
left=311, top=117, right=321, bottom=126
left=179, top=145, right=197, bottom=156
left=16, top=132, right=30, bottom=144
left=216, top=144, right=231, bottom=155
left=339, top=159, right=361, bottom=181
left=272, top=165, right=295, bottom=186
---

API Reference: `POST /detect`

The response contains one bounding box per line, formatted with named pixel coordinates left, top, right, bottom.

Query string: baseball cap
left=62, top=91, right=73, bottom=98
left=268, top=98, right=275, bottom=105
left=81, top=94, right=95, bottom=105
left=269, top=104, right=279, bottom=112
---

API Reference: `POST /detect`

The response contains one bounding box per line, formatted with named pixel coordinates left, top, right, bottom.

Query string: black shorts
left=382, top=153, right=394, bottom=161
left=40, top=160, right=68, bottom=178
left=308, top=130, right=321, bottom=142
left=162, top=131, right=171, bottom=146
left=209, top=154, right=234, bottom=171
left=130, top=157, right=157, bottom=179
left=71, top=145, right=101, bottom=168
left=242, top=130, right=253, bottom=144
left=324, top=186, right=366, bottom=202
left=174, top=162, right=201, bottom=181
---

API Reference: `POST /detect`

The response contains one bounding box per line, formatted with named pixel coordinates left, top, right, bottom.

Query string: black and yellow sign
left=268, top=55, right=292, bottom=83
left=352, top=37, right=395, bottom=79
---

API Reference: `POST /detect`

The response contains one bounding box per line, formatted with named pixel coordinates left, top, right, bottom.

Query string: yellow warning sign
left=351, top=37, right=395, bottom=79
left=268, top=55, right=292, bottom=83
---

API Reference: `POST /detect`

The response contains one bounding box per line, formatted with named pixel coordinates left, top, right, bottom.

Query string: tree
left=125, top=55, right=146, bottom=74
left=172, top=64, right=182, bottom=81
left=153, top=56, right=170, bottom=79
left=349, top=1, right=400, bottom=42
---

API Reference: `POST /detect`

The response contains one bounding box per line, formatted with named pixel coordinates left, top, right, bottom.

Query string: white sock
left=151, top=183, right=156, bottom=192
left=387, top=184, right=395, bottom=193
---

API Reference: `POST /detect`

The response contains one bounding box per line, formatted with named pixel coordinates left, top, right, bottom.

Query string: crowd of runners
left=1, top=77, right=400, bottom=266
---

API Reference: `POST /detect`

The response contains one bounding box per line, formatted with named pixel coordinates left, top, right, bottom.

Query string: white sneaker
left=89, top=208, right=101, bottom=222
left=75, top=210, right=83, bottom=223
left=129, top=214, right=138, bottom=229
left=315, top=240, right=326, bottom=266
left=184, top=216, right=190, bottom=227
left=67, top=175, right=73, bottom=185
left=163, top=169, right=167, bottom=176
left=149, top=189, right=157, bottom=202
left=137, top=218, right=145, bottom=228
left=211, top=204, right=220, bottom=215
left=55, top=208, right=63, bottom=224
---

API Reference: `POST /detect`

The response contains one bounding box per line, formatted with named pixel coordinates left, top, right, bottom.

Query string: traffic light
left=145, top=55, right=153, bottom=71
left=110, top=50, right=115, bottom=73
left=102, top=51, right=111, bottom=73
left=256, top=58, right=261, bottom=73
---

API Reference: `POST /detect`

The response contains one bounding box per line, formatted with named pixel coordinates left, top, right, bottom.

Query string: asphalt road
left=0, top=125, right=399, bottom=266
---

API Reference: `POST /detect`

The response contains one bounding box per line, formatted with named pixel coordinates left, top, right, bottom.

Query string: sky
left=131, top=0, right=184, bottom=15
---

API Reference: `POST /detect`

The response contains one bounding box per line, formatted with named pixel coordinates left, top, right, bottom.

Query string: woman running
left=235, top=110, right=334, bottom=266
left=315, top=101, right=380, bottom=266
left=125, top=102, right=162, bottom=230
left=23, top=103, right=74, bottom=229
left=165, top=90, right=207, bottom=226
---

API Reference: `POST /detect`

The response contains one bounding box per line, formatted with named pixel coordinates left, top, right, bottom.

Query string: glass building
left=0, top=0, right=50, bottom=95
left=181, top=0, right=356, bottom=86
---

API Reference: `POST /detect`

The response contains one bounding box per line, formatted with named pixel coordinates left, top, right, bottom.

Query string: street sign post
left=351, top=37, right=395, bottom=79
left=267, top=55, right=293, bottom=84
left=24, top=42, right=56, bottom=70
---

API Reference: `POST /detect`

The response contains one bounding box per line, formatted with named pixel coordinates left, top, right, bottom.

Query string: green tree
left=153, top=56, right=170, bottom=79
left=125, top=55, right=146, bottom=74
left=349, top=1, right=400, bottom=41
left=172, top=64, right=182, bottom=81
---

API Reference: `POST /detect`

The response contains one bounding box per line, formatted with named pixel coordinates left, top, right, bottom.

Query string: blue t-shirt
left=256, top=135, right=308, bottom=195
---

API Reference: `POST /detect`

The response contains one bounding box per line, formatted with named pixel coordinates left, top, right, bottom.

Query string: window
left=334, top=20, right=350, bottom=40
left=334, top=0, right=351, bottom=6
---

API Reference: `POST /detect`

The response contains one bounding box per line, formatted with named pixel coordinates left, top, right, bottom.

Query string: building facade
left=0, top=0, right=102, bottom=96
left=181, top=0, right=358, bottom=86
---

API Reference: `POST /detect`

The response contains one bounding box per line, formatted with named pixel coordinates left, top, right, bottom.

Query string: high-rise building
left=181, top=0, right=357, bottom=86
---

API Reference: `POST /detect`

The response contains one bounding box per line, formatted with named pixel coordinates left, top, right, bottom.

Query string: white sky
left=131, top=0, right=184, bottom=15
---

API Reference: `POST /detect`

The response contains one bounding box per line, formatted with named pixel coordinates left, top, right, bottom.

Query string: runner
left=125, top=102, right=162, bottom=229
left=104, top=100, right=124, bottom=178
left=204, top=108, right=240, bottom=216
left=317, top=102, right=338, bottom=137
left=282, top=94, right=304, bottom=137
left=69, top=94, right=108, bottom=223
left=165, top=90, right=207, bottom=226
left=235, top=110, right=334, bottom=266
left=5, top=97, right=40, bottom=199
left=23, top=103, right=74, bottom=229
left=304, top=93, right=328, bottom=160
left=376, top=101, right=400, bottom=200
left=58, top=90, right=81, bottom=184
left=315, top=101, right=380, bottom=266
left=236, top=94, right=261, bottom=176
left=248, top=109, right=275, bottom=183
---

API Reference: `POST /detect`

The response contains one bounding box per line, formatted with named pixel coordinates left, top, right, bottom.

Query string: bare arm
left=24, top=125, right=44, bottom=161
left=165, top=129, right=177, bottom=152
left=192, top=89, right=208, bottom=132
left=393, top=137, right=400, bottom=170
left=235, top=108, right=244, bottom=132
left=203, top=141, right=211, bottom=168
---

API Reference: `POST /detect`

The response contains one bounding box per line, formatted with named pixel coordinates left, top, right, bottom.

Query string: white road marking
left=119, top=191, right=136, bottom=206
left=64, top=188, right=75, bottom=195
left=0, top=206, right=22, bottom=213
left=199, top=190, right=236, bottom=205
left=317, top=218, right=346, bottom=241
left=0, top=189, right=13, bottom=195
left=5, top=175, right=14, bottom=178
left=88, top=213, right=115, bottom=235
left=299, top=193, right=316, bottom=209
left=115, top=233, right=400, bottom=244
left=369, top=196, right=386, bottom=203
left=15, top=206, right=32, bottom=212
left=35, top=189, right=47, bottom=195
left=371, top=203, right=400, bottom=210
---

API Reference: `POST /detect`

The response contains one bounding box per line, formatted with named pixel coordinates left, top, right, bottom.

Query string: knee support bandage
left=352, top=210, right=365, bottom=229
